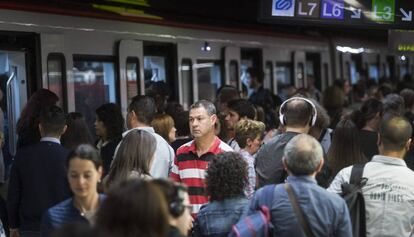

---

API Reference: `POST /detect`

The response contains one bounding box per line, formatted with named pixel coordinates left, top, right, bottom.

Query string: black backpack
left=340, top=163, right=367, bottom=237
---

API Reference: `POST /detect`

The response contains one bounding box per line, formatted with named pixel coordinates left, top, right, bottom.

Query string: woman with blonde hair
left=151, top=114, right=176, bottom=144
left=234, top=119, right=265, bottom=198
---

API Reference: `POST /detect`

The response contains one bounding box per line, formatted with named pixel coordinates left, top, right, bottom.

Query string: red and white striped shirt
left=169, top=136, right=233, bottom=217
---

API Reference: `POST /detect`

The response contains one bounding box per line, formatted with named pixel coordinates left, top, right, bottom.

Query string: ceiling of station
left=1, top=0, right=389, bottom=41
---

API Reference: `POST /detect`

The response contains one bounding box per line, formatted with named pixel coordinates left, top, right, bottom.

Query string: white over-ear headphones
left=279, top=97, right=317, bottom=126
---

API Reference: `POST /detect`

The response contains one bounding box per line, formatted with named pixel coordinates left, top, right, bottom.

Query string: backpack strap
left=285, top=183, right=316, bottom=237
left=349, top=163, right=366, bottom=185
left=318, top=128, right=328, bottom=143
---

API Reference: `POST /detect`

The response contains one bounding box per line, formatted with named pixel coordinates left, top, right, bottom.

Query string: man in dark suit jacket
left=7, top=105, right=71, bottom=237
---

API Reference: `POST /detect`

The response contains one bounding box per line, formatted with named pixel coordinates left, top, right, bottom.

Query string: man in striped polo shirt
left=170, top=100, right=233, bottom=217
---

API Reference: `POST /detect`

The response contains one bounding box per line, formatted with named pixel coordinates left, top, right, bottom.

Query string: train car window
left=144, top=56, right=166, bottom=86
left=306, top=61, right=314, bottom=77
left=229, top=60, right=239, bottom=88
left=400, top=63, right=408, bottom=80
left=276, top=62, right=293, bottom=92
left=180, top=59, right=193, bottom=109
left=383, top=63, right=390, bottom=78
left=350, top=61, right=358, bottom=84
left=126, top=57, right=140, bottom=104
left=72, top=56, right=117, bottom=133
left=196, top=60, right=222, bottom=101
left=241, top=59, right=254, bottom=97
left=264, top=61, right=273, bottom=91
left=47, top=53, right=67, bottom=111
left=369, top=64, right=379, bottom=82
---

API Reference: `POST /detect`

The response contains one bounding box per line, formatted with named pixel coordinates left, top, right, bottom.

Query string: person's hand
left=10, top=228, right=20, bottom=237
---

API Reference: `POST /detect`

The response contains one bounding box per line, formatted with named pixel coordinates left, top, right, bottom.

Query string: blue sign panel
left=320, top=0, right=344, bottom=19
left=272, top=0, right=295, bottom=16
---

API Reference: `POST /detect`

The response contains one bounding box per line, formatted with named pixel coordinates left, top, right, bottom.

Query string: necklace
left=74, top=196, right=99, bottom=221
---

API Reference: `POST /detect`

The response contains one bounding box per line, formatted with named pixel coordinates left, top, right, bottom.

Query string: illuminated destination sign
left=389, top=30, right=414, bottom=53
left=260, top=0, right=414, bottom=29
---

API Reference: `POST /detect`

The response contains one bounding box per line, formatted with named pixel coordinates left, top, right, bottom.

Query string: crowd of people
left=0, top=68, right=413, bottom=237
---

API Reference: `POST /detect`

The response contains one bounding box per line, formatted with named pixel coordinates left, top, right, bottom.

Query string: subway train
left=0, top=7, right=410, bottom=156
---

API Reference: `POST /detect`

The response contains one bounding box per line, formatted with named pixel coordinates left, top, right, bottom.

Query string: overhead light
left=400, top=55, right=407, bottom=61
left=336, top=46, right=364, bottom=54
left=201, top=42, right=211, bottom=51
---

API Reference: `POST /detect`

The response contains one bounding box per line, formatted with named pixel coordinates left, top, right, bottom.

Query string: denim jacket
left=192, top=197, right=248, bottom=237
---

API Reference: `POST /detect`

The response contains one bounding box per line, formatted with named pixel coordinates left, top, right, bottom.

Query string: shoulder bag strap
left=349, top=163, right=367, bottom=185
left=284, top=183, right=316, bottom=237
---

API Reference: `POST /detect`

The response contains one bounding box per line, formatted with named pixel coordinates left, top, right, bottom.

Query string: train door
left=195, top=59, right=223, bottom=101
left=223, top=47, right=241, bottom=90
left=274, top=49, right=294, bottom=97
left=0, top=51, right=28, bottom=158
left=305, top=52, right=322, bottom=91
left=365, top=54, right=380, bottom=82
left=0, top=32, right=39, bottom=161
left=351, top=54, right=363, bottom=82
left=118, top=40, right=144, bottom=114
left=143, top=42, right=177, bottom=102
left=241, top=48, right=262, bottom=97
left=177, top=41, right=222, bottom=103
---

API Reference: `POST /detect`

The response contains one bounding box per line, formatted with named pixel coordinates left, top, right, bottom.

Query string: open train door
left=118, top=40, right=144, bottom=116
left=0, top=51, right=28, bottom=157
left=223, top=46, right=241, bottom=90
left=0, top=32, right=39, bottom=163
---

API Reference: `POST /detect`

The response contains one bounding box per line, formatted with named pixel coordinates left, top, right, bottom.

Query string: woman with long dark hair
left=41, top=144, right=104, bottom=237
left=17, top=89, right=59, bottom=148
left=351, top=98, right=383, bottom=159
left=104, top=129, right=156, bottom=191
left=94, top=103, right=124, bottom=176
left=327, top=119, right=367, bottom=180
left=61, top=113, right=94, bottom=150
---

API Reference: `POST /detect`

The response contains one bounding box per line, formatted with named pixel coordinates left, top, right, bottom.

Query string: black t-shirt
left=359, top=130, right=379, bottom=160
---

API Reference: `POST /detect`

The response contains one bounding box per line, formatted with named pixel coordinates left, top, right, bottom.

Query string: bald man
left=251, top=134, right=351, bottom=237
left=329, top=116, right=414, bottom=237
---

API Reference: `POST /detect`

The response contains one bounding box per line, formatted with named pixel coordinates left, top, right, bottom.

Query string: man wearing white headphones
left=255, top=97, right=317, bottom=188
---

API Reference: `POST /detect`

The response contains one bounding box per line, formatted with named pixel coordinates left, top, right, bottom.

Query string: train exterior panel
left=0, top=7, right=410, bottom=155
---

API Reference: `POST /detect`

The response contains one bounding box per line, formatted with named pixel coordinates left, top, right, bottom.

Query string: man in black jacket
left=7, top=105, right=70, bottom=237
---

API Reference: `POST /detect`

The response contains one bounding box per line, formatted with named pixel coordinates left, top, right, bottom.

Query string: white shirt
left=328, top=155, right=414, bottom=237
left=40, top=137, right=61, bottom=144
left=227, top=138, right=240, bottom=152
